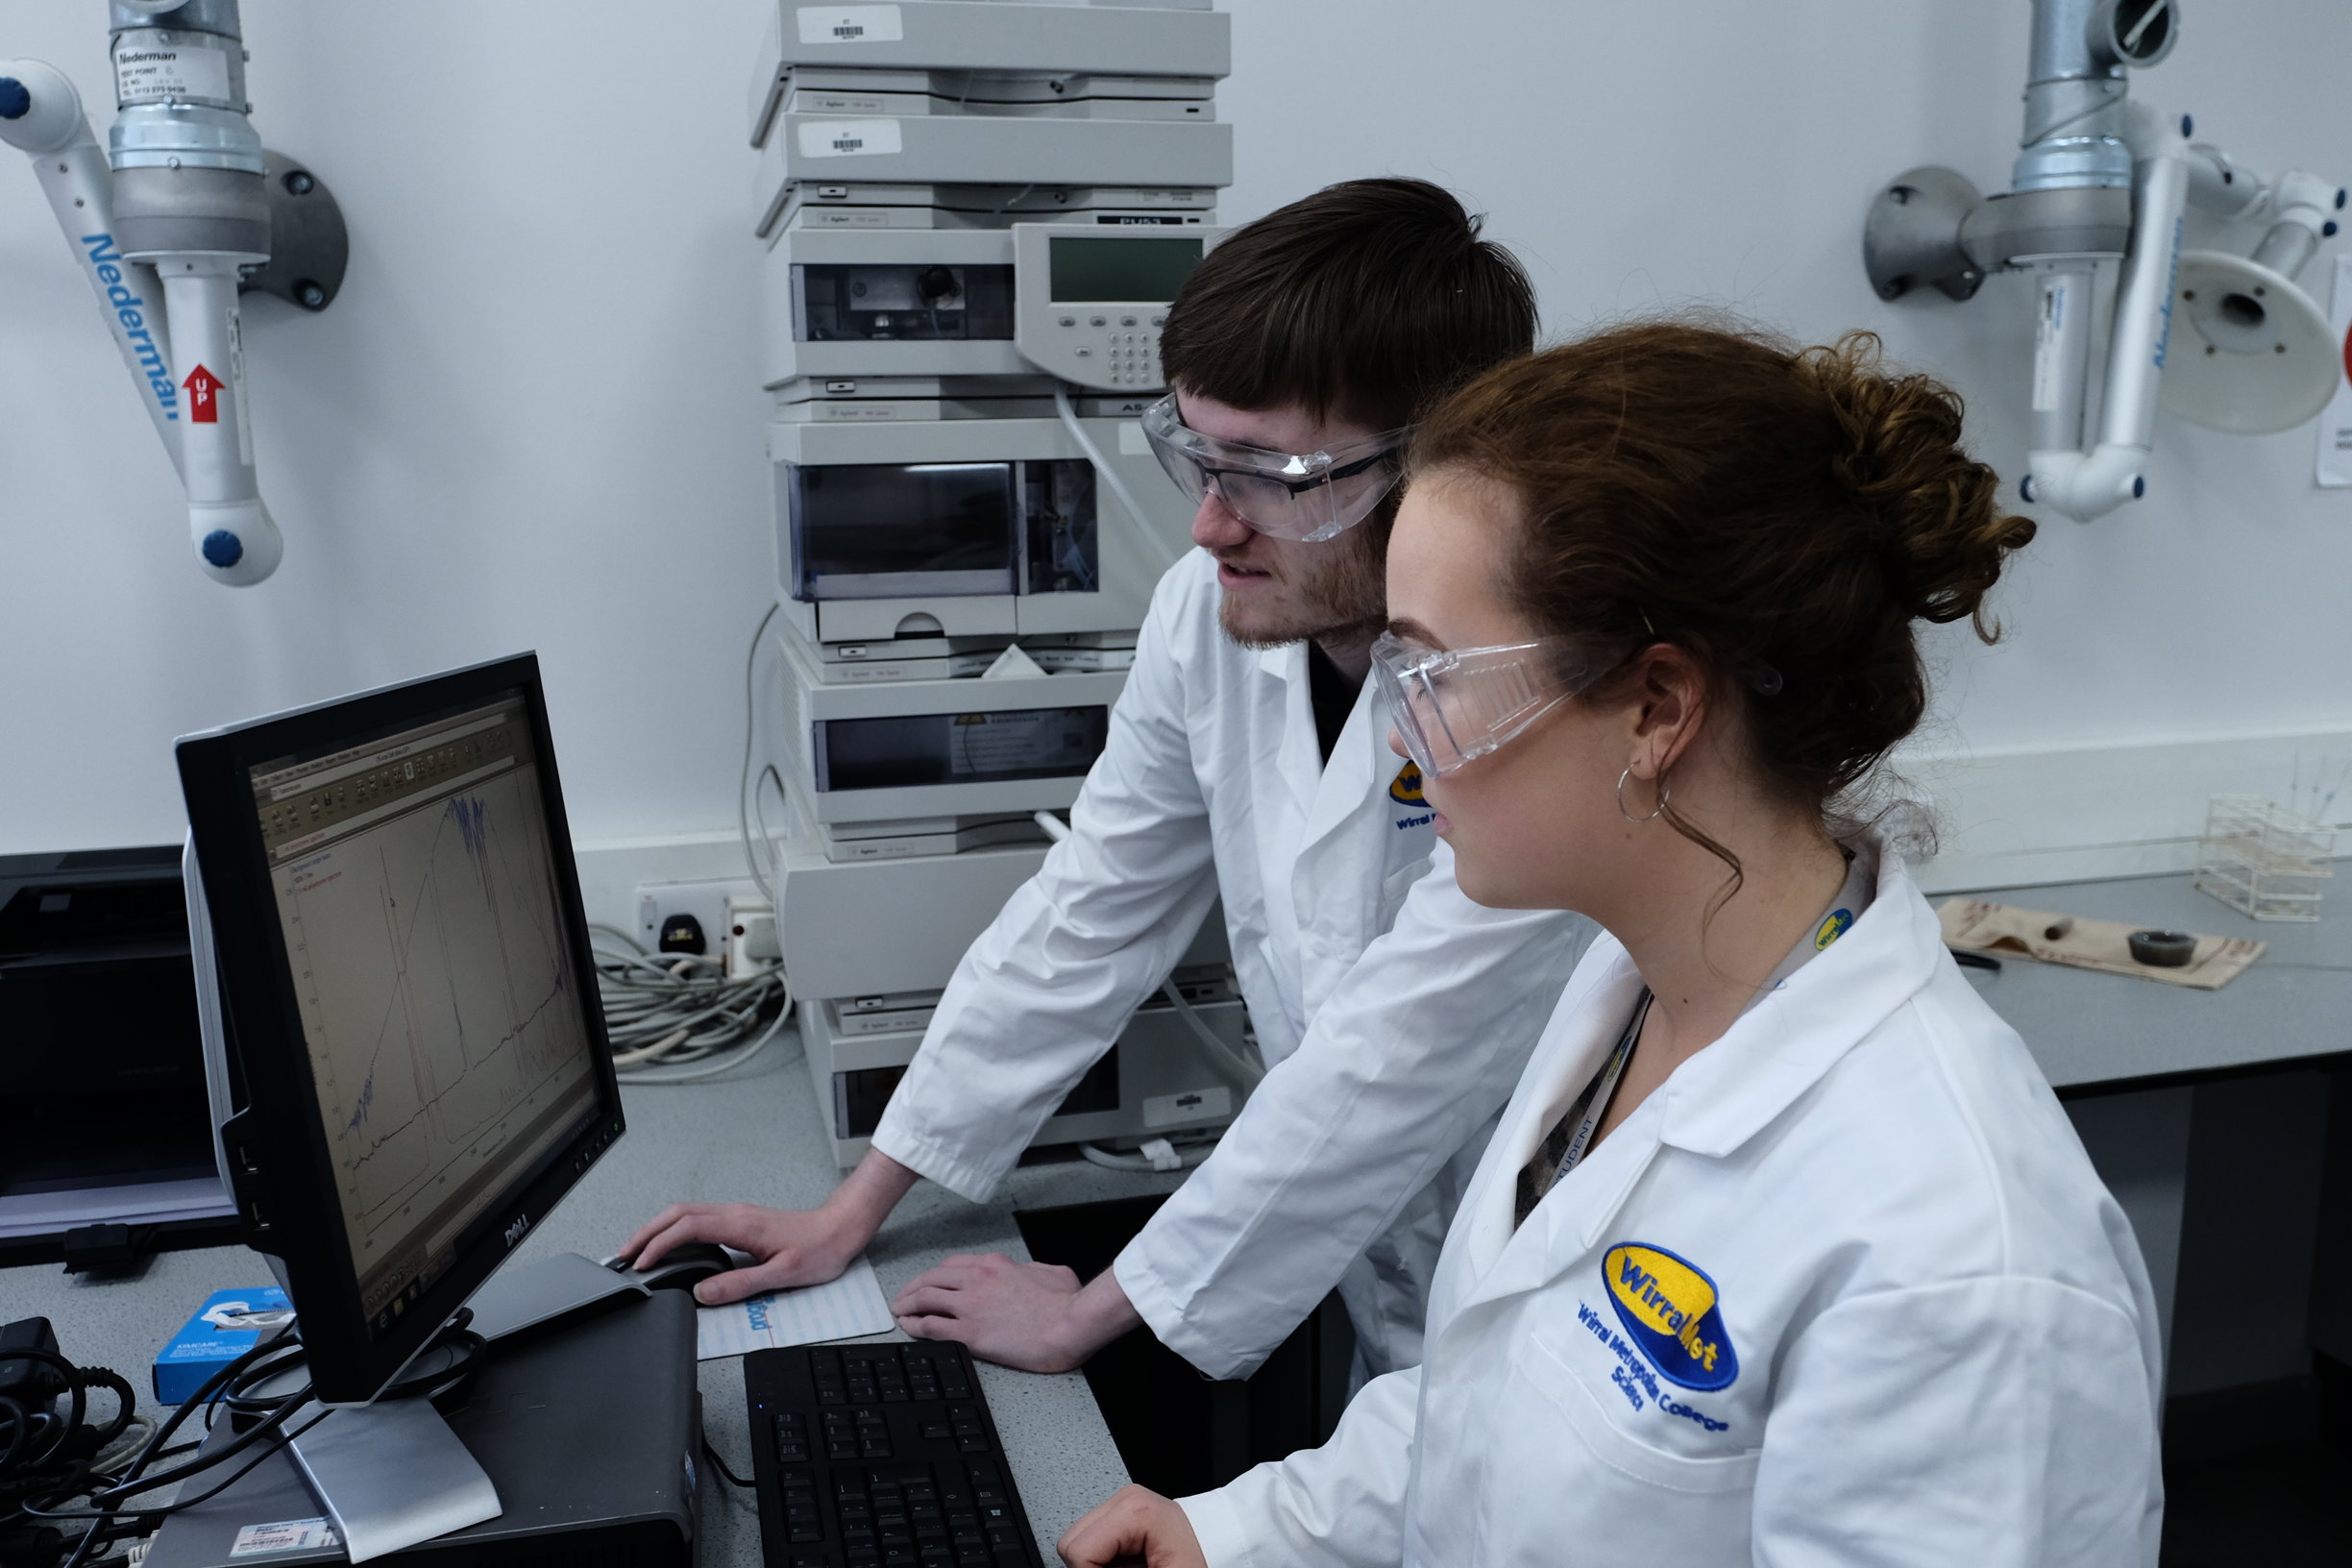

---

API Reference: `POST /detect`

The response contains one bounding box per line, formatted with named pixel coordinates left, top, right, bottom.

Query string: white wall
left=0, top=1, right=778, bottom=856
left=4, top=0, right=2349, bottom=897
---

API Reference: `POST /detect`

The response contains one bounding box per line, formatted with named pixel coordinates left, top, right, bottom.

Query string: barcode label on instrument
left=230, top=1519, right=342, bottom=1557
left=796, top=118, right=904, bottom=159
left=797, top=7, right=904, bottom=44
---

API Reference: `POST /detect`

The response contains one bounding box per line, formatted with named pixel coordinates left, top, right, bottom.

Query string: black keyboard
left=745, top=1340, right=1045, bottom=1568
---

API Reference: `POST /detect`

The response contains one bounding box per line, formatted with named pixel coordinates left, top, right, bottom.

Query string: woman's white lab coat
left=873, top=550, right=1593, bottom=1378
left=1181, top=843, right=2166, bottom=1566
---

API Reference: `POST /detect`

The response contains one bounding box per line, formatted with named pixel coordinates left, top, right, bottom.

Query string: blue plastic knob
left=2020, top=475, right=2036, bottom=503
left=201, top=529, right=245, bottom=568
left=0, top=79, right=31, bottom=121
left=2179, top=113, right=2193, bottom=138
left=2131, top=476, right=2145, bottom=499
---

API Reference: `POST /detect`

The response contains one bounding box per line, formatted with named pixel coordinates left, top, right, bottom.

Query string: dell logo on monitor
left=504, top=1214, right=531, bottom=1248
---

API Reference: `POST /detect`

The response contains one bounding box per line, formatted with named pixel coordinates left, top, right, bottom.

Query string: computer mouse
left=608, top=1240, right=736, bottom=1293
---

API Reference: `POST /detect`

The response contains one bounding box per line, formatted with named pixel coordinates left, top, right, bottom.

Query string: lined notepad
left=696, top=1256, right=895, bottom=1359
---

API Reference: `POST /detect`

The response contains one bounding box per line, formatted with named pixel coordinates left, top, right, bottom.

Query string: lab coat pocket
left=1520, top=1330, right=1761, bottom=1496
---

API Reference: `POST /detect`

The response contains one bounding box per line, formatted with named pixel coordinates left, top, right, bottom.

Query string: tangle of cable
left=0, top=1325, right=310, bottom=1568
left=590, top=924, right=796, bottom=1084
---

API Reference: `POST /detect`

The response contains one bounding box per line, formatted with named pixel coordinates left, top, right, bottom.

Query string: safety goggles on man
left=1371, top=632, right=1617, bottom=778
left=1139, top=393, right=1409, bottom=543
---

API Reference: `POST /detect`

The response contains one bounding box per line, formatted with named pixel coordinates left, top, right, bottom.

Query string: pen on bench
left=1951, top=949, right=2001, bottom=973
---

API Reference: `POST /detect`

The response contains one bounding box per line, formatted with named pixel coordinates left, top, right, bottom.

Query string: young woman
left=1059, top=322, right=2165, bottom=1565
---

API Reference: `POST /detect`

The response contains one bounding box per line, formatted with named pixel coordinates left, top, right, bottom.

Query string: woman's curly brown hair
left=1409, top=319, right=2035, bottom=869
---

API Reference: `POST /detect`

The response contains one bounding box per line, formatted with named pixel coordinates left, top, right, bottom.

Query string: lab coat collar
left=1259, top=640, right=1385, bottom=856
left=1652, top=840, right=1939, bottom=1159
left=1453, top=947, right=1648, bottom=1283
left=1445, top=838, right=1938, bottom=1312
left=1261, top=643, right=1324, bottom=821
left=1299, top=680, right=1383, bottom=852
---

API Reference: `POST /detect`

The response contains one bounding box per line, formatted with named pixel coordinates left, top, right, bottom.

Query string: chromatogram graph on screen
left=270, top=762, right=596, bottom=1267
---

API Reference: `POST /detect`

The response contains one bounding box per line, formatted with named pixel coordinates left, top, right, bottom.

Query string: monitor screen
left=1046, top=236, right=1204, bottom=304
left=179, top=655, right=622, bottom=1402
left=248, top=695, right=598, bottom=1331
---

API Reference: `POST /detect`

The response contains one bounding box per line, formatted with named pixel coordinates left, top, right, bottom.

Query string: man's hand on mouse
left=892, top=1252, right=1142, bottom=1374
left=619, top=1202, right=856, bottom=1305
left=620, top=1150, right=923, bottom=1305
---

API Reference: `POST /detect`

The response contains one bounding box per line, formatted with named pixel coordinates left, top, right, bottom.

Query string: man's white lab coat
left=1181, top=843, right=2165, bottom=1565
left=872, top=550, right=1593, bottom=1378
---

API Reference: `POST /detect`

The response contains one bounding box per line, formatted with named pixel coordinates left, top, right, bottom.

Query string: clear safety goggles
left=1139, top=394, right=1409, bottom=543
left=1371, top=632, right=1616, bottom=778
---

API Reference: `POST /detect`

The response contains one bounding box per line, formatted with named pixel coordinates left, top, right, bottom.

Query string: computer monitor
left=177, top=653, right=624, bottom=1405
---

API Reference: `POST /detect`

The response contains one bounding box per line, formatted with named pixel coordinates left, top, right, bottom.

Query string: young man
left=623, top=179, right=1593, bottom=1383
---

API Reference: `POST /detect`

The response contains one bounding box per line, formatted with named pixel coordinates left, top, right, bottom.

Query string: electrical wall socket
left=631, top=876, right=765, bottom=966
left=726, top=893, right=781, bottom=978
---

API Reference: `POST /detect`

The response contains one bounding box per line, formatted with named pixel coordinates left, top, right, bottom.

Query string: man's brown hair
left=1159, top=177, right=1536, bottom=432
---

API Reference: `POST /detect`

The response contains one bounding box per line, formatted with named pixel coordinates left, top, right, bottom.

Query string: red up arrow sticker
left=182, top=363, right=221, bottom=424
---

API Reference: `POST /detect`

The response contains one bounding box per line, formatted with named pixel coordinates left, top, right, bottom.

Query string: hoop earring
left=1617, top=766, right=1670, bottom=823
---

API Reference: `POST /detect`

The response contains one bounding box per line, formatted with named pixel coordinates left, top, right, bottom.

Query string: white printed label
left=797, top=5, right=904, bottom=44
left=795, top=93, right=893, bottom=114
left=230, top=1519, right=341, bottom=1557
left=228, top=311, right=255, bottom=468
left=2031, top=276, right=2071, bottom=414
left=114, top=39, right=233, bottom=106
left=796, top=117, right=902, bottom=159
left=1117, top=420, right=1152, bottom=456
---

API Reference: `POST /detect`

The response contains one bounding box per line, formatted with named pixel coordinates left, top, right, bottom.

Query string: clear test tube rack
left=2194, top=795, right=2336, bottom=922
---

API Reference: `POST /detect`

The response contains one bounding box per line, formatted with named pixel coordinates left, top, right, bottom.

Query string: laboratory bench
left=4, top=867, right=2345, bottom=1565
left=1953, top=866, right=2351, bottom=1554
left=1948, top=869, right=2349, bottom=1357
left=0, top=1047, right=1189, bottom=1567
left=1952, top=869, right=2352, bottom=1093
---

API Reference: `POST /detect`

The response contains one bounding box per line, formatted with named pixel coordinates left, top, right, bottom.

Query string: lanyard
left=1535, top=853, right=1867, bottom=1202
left=1548, top=991, right=1652, bottom=1190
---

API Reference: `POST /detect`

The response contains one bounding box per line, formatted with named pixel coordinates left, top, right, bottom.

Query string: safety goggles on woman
left=1371, top=632, right=1619, bottom=778
left=1139, top=394, right=1409, bottom=543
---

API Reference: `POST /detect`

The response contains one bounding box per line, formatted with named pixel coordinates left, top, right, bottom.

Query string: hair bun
left=1800, top=332, right=2037, bottom=635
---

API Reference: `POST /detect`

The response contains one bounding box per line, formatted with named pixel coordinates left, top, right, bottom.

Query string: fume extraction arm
left=0, top=0, right=344, bottom=586
left=1864, top=0, right=2343, bottom=523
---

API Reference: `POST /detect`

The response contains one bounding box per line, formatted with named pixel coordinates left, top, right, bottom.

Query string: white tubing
left=2027, top=103, right=2188, bottom=523
left=0, top=59, right=183, bottom=475
left=1031, top=809, right=1265, bottom=1091
left=2251, top=168, right=2336, bottom=279
left=1081, top=1139, right=1214, bottom=1174
left=159, top=262, right=282, bottom=583
left=2101, top=110, right=2191, bottom=455
left=1053, top=385, right=1179, bottom=574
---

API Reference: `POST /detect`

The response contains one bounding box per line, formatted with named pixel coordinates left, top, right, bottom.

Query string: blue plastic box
left=152, top=1286, right=293, bottom=1404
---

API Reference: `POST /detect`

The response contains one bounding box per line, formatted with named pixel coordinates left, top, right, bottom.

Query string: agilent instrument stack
left=747, top=1, right=1252, bottom=1166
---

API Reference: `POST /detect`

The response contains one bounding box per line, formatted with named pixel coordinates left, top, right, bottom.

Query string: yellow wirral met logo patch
left=1389, top=763, right=1425, bottom=804
left=1603, top=1242, right=1739, bottom=1391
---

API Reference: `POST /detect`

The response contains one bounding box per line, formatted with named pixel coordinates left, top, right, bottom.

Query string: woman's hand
left=1058, top=1485, right=1208, bottom=1568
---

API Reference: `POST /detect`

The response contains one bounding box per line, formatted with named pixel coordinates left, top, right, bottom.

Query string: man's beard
left=1215, top=527, right=1387, bottom=650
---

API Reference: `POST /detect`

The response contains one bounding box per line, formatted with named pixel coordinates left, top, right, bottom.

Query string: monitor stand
left=287, top=1253, right=649, bottom=1561
left=289, top=1396, right=499, bottom=1562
